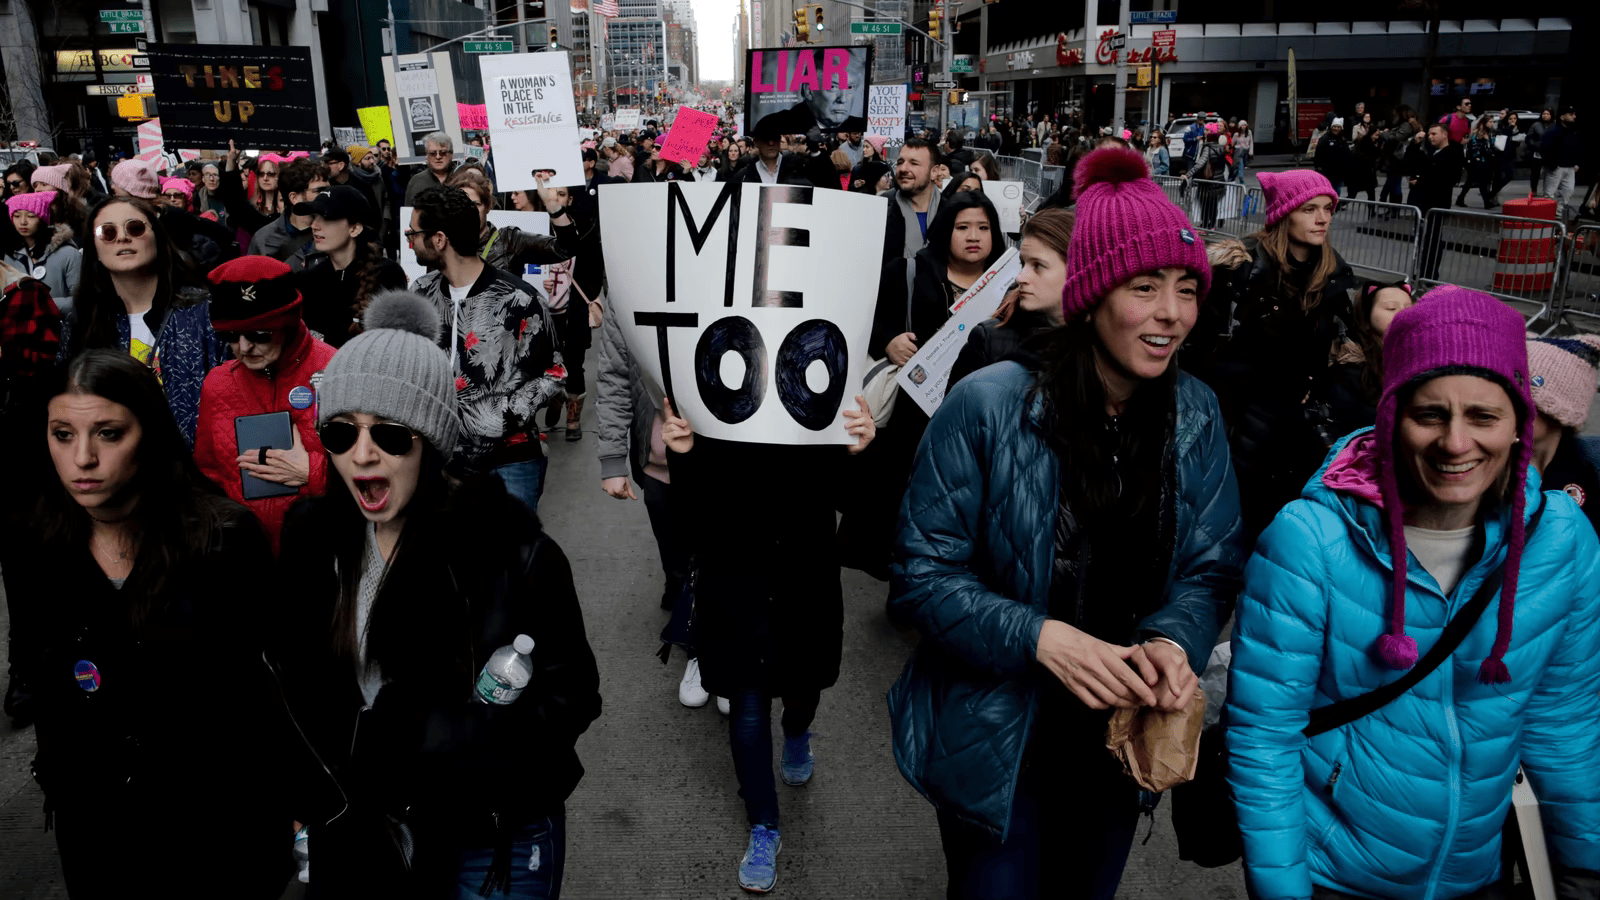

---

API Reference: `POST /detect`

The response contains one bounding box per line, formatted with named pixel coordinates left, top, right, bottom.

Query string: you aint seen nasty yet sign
left=146, top=43, right=320, bottom=149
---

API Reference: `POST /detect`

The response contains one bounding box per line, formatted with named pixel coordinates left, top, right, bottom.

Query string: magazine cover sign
left=600, top=182, right=887, bottom=446
left=744, top=45, right=872, bottom=135
left=146, top=44, right=320, bottom=149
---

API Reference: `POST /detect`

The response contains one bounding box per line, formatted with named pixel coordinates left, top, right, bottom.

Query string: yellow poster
left=357, top=106, right=394, bottom=146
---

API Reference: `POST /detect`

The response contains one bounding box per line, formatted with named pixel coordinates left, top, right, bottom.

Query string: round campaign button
left=31, top=266, right=46, bottom=280
left=288, top=385, right=315, bottom=409
left=74, top=660, right=101, bottom=692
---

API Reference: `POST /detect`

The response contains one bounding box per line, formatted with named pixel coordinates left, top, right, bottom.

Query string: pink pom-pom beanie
left=1061, top=147, right=1211, bottom=318
left=1257, top=169, right=1338, bottom=227
left=1375, top=285, right=1534, bottom=684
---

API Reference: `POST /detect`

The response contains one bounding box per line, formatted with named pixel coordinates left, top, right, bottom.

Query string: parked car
left=1164, top=113, right=1224, bottom=173
left=0, top=144, right=57, bottom=169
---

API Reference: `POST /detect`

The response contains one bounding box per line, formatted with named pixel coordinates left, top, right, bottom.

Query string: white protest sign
left=867, top=84, right=906, bottom=148
left=600, top=182, right=887, bottom=446
left=398, top=207, right=550, bottom=285
left=896, top=248, right=1022, bottom=416
left=615, top=108, right=642, bottom=130
left=479, top=52, right=582, bottom=190
left=988, top=180, right=1027, bottom=234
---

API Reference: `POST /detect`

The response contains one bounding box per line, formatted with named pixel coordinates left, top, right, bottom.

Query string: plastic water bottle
left=293, top=827, right=310, bottom=883
left=474, top=634, right=535, bottom=706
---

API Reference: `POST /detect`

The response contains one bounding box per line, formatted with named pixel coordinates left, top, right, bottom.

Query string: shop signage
left=1095, top=28, right=1176, bottom=65
left=57, top=49, right=141, bottom=74
left=1055, top=33, right=1084, bottom=67
left=87, top=83, right=140, bottom=96
left=1006, top=50, right=1035, bottom=71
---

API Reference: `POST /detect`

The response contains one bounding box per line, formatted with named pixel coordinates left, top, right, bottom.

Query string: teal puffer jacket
left=1226, top=429, right=1600, bottom=900
left=887, top=360, right=1246, bottom=837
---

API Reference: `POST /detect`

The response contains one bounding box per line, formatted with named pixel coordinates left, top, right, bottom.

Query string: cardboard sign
left=987, top=180, right=1027, bottom=234
left=896, top=248, right=1022, bottom=416
left=745, top=45, right=873, bottom=135
left=657, top=106, right=719, bottom=166
left=600, top=182, right=887, bottom=446
left=615, top=108, right=642, bottom=130
left=357, top=106, right=393, bottom=145
left=398, top=207, right=550, bottom=284
left=866, top=85, right=906, bottom=148
left=478, top=52, right=582, bottom=189
left=332, top=126, right=364, bottom=148
left=600, top=113, right=616, bottom=131
left=146, top=43, right=321, bottom=150
left=458, top=103, right=488, bottom=131
left=383, top=53, right=461, bottom=161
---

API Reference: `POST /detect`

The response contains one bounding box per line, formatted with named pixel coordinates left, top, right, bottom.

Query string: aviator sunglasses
left=318, top=421, right=418, bottom=456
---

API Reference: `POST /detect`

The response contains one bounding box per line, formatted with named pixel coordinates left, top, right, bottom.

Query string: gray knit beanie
left=318, top=290, right=460, bottom=459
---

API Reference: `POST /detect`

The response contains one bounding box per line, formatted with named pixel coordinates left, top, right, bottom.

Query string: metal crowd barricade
left=1414, top=208, right=1564, bottom=327
left=1326, top=198, right=1424, bottom=281
left=1556, top=223, right=1600, bottom=326
left=1152, top=175, right=1186, bottom=210
left=1181, top=178, right=1264, bottom=240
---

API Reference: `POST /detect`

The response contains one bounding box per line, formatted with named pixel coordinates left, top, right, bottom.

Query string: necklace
left=92, top=535, right=130, bottom=565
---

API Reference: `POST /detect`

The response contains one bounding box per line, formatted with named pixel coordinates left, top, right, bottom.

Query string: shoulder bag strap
left=904, top=258, right=916, bottom=333
left=1304, top=499, right=1546, bottom=738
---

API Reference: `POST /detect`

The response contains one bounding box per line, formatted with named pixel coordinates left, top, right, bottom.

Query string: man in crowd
left=403, top=131, right=457, bottom=207
left=407, top=186, right=564, bottom=512
left=730, top=121, right=810, bottom=186
left=1440, top=97, right=1473, bottom=144
left=879, top=136, right=944, bottom=265
left=840, top=132, right=865, bottom=168
left=1541, top=106, right=1581, bottom=218
left=1409, top=122, right=1464, bottom=281
left=248, top=158, right=331, bottom=272
left=943, top=130, right=975, bottom=172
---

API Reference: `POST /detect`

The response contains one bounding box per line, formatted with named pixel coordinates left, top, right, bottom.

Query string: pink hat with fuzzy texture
left=29, top=164, right=71, bottom=192
left=1062, top=147, right=1211, bottom=318
left=1527, top=335, right=1600, bottom=429
left=6, top=190, right=54, bottom=223
left=1375, top=286, right=1533, bottom=684
left=1257, top=169, right=1339, bottom=227
left=160, top=176, right=195, bottom=198
left=112, top=159, right=160, bottom=200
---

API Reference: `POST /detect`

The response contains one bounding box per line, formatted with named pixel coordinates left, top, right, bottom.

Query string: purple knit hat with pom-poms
left=1375, top=285, right=1534, bottom=684
left=1061, top=147, right=1211, bottom=318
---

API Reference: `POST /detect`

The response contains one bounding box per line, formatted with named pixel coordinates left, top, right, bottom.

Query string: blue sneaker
left=780, top=732, right=814, bottom=786
left=738, top=824, right=782, bottom=893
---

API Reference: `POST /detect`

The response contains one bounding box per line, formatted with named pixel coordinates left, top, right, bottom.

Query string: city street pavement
left=6, top=347, right=1600, bottom=899
left=0, top=342, right=1249, bottom=900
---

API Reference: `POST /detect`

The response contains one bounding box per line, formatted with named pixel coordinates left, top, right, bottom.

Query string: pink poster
left=458, top=103, right=489, bottom=131
left=656, top=106, right=719, bottom=166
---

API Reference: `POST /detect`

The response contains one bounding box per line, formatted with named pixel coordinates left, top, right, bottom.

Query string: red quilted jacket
left=193, top=324, right=337, bottom=554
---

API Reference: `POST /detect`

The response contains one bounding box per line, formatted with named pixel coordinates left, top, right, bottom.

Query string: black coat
left=271, top=478, right=601, bottom=896
left=2, top=508, right=289, bottom=897
left=671, top=439, right=847, bottom=698
left=945, top=308, right=1058, bottom=394
left=293, top=245, right=408, bottom=348
left=1405, top=141, right=1464, bottom=213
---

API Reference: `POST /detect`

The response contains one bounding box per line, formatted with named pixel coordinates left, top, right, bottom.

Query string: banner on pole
left=146, top=43, right=321, bottom=150
left=896, top=248, right=1022, bottom=416
left=657, top=106, right=719, bottom=166
left=866, top=84, right=906, bottom=147
left=744, top=45, right=873, bottom=136
left=478, top=52, right=582, bottom=189
left=600, top=182, right=887, bottom=446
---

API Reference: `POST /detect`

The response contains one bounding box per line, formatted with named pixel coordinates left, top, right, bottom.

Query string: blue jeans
left=455, top=814, right=565, bottom=900
left=936, top=764, right=1139, bottom=900
left=727, top=688, right=821, bottom=828
left=494, top=454, right=549, bottom=515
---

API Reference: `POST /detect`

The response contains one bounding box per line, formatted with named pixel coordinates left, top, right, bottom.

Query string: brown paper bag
left=1105, top=689, right=1206, bottom=793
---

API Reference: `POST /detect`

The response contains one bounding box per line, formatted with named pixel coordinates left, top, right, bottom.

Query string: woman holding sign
left=657, top=392, right=875, bottom=894
left=887, top=148, right=1247, bottom=900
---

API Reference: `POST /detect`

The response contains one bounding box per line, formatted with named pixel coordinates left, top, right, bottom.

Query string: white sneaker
left=716, top=695, right=730, bottom=716
left=679, top=658, right=710, bottom=708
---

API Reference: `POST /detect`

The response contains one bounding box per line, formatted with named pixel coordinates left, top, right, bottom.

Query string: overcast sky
left=694, top=0, right=739, bottom=82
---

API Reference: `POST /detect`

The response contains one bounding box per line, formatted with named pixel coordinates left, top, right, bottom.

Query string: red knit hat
left=207, top=255, right=303, bottom=331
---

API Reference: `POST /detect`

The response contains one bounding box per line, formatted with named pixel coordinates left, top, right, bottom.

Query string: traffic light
left=812, top=5, right=824, bottom=33
left=794, top=8, right=810, bottom=42
left=948, top=90, right=967, bottom=105
left=928, top=9, right=942, bottom=40
left=548, top=26, right=558, bottom=46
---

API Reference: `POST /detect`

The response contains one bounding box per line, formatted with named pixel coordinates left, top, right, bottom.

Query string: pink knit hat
left=112, top=159, right=160, bottom=200
left=160, top=176, right=195, bottom=199
left=1527, top=335, right=1600, bottom=429
left=1257, top=169, right=1339, bottom=227
left=1376, top=285, right=1533, bottom=684
left=1062, top=147, right=1211, bottom=318
left=29, top=164, right=71, bottom=193
left=6, top=190, right=54, bottom=223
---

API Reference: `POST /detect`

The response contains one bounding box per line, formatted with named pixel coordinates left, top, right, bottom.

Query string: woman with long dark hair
left=888, top=147, right=1245, bottom=900
left=946, top=207, right=1072, bottom=392
left=60, top=196, right=223, bottom=445
left=1181, top=169, right=1359, bottom=538
left=850, top=136, right=891, bottom=194
left=271, top=291, right=601, bottom=899
left=3, top=349, right=288, bottom=898
left=1309, top=278, right=1413, bottom=447
left=293, top=185, right=406, bottom=348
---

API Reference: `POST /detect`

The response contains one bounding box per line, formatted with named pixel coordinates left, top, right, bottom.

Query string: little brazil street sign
left=100, top=9, right=145, bottom=20
left=1129, top=10, right=1177, bottom=23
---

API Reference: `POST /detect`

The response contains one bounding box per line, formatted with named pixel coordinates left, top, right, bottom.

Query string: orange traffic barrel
left=1494, top=197, right=1558, bottom=292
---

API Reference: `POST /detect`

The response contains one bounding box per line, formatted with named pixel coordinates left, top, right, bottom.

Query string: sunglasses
left=162, top=191, right=189, bottom=200
left=318, top=421, right=418, bottom=456
left=95, top=219, right=150, bottom=242
left=427, top=150, right=452, bottom=158
left=5, top=180, right=22, bottom=190
left=217, top=329, right=275, bottom=344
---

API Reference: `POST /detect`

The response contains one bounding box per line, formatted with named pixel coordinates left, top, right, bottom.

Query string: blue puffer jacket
left=887, top=360, right=1247, bottom=836
left=1226, top=430, right=1600, bottom=900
